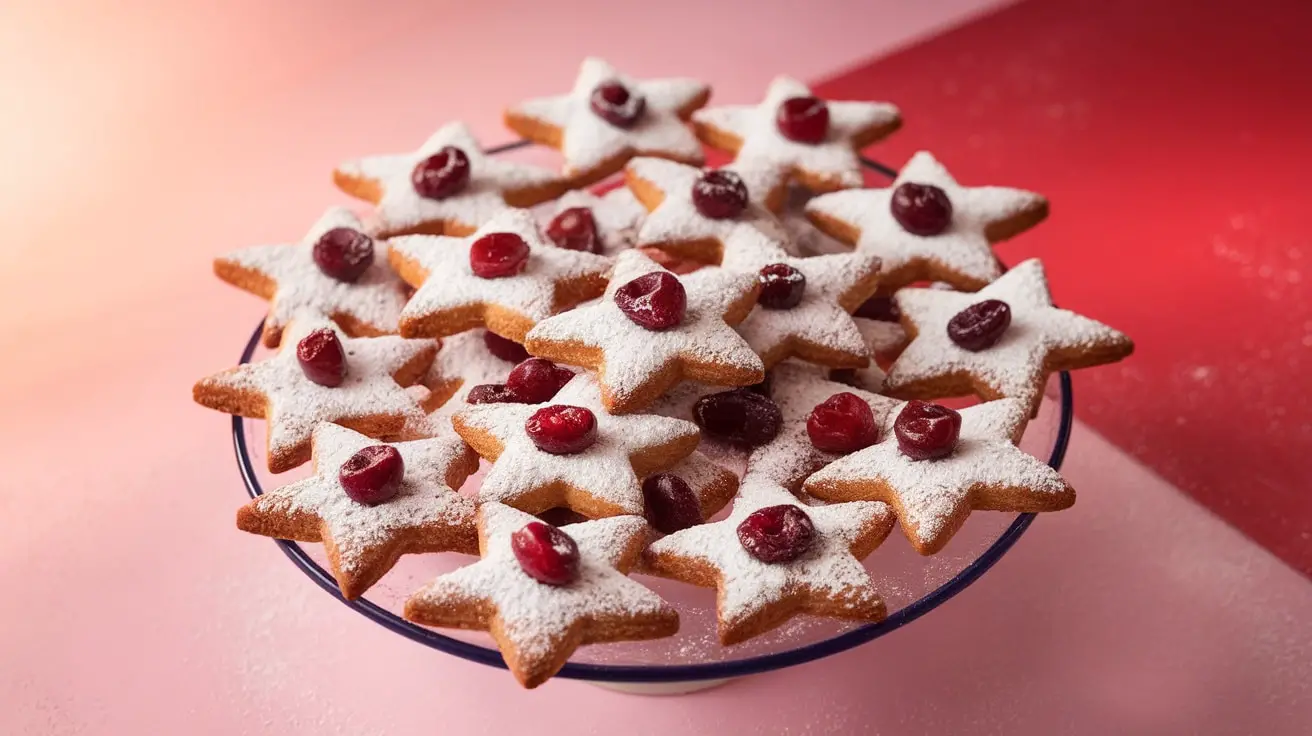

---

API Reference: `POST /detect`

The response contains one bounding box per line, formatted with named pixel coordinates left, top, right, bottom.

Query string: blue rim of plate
left=231, top=145, right=1075, bottom=683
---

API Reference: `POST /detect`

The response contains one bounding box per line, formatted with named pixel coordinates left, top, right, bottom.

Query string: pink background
left=2, top=1, right=1309, bottom=733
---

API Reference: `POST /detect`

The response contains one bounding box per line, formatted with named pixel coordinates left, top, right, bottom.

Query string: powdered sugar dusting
left=837, top=317, right=908, bottom=391
left=422, top=330, right=518, bottom=411
left=539, top=187, right=647, bottom=256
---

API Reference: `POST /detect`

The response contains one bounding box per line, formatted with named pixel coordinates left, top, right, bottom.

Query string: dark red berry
left=807, top=392, right=879, bottom=453
left=312, top=227, right=374, bottom=282
left=411, top=146, right=471, bottom=200
left=893, top=400, right=962, bottom=460
left=854, top=295, right=900, bottom=322
left=691, top=170, right=749, bottom=220
left=511, top=521, right=581, bottom=586
left=758, top=263, right=806, bottom=309
left=469, top=232, right=530, bottom=279
left=642, top=474, right=701, bottom=534
left=614, top=271, right=687, bottom=330
left=525, top=405, right=597, bottom=455
left=890, top=182, right=953, bottom=236
left=692, top=389, right=782, bottom=448
left=589, top=80, right=646, bottom=128
left=737, top=505, right=815, bottom=563
left=505, top=358, right=575, bottom=403
left=338, top=445, right=405, bottom=505
left=775, top=96, right=830, bottom=144
left=947, top=299, right=1012, bottom=351
left=296, top=328, right=346, bottom=387
left=466, top=383, right=518, bottom=404
left=546, top=207, right=601, bottom=253
left=482, top=331, right=530, bottom=363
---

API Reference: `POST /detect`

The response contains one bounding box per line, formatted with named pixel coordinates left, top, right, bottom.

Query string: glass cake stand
left=230, top=147, right=1075, bottom=694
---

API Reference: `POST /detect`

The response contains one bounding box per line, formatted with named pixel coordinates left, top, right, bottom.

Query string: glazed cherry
left=511, top=521, right=581, bottom=586
left=691, top=170, right=748, bottom=220
left=947, top=299, right=1012, bottom=351
left=505, top=358, right=575, bottom=403
left=614, top=271, right=687, bottom=330
left=411, top=146, right=471, bottom=200
left=525, top=405, right=598, bottom=455
left=546, top=207, right=601, bottom=253
left=890, top=182, right=953, bottom=236
left=590, top=80, right=646, bottom=128
left=312, top=227, right=374, bottom=283
left=775, top=96, right=830, bottom=144
left=893, top=400, right=962, bottom=460
left=469, top=232, right=530, bottom=279
left=339, top=445, right=405, bottom=505
left=757, top=263, right=806, bottom=310
left=482, top=330, right=531, bottom=363
left=692, top=389, right=783, bottom=448
left=807, top=392, right=879, bottom=453
left=642, top=474, right=701, bottom=534
left=854, top=295, right=900, bottom=322
left=737, top=505, right=815, bottom=564
left=466, top=383, right=518, bottom=404
left=296, top=328, right=346, bottom=387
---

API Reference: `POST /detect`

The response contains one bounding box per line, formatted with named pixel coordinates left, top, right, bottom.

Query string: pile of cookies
left=194, top=58, right=1133, bottom=688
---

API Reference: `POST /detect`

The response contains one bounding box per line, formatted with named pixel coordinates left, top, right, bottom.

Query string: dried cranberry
left=296, top=328, right=346, bottom=387
left=590, top=80, right=646, bottom=128
left=854, top=295, right=900, bottom=322
left=642, top=474, right=701, bottom=534
left=338, top=445, right=405, bottom=505
left=947, top=299, right=1011, bottom=351
left=525, top=405, right=597, bottom=455
left=807, top=393, right=879, bottom=453
left=737, top=505, right=815, bottom=563
left=546, top=207, right=601, bottom=253
left=775, top=96, right=829, bottom=144
left=411, top=146, right=471, bottom=200
left=312, top=227, right=373, bottom=282
left=692, top=389, right=782, bottom=448
left=893, top=400, right=962, bottom=460
left=466, top=384, right=518, bottom=404
left=890, top=182, right=953, bottom=236
left=757, top=263, right=806, bottom=309
left=482, top=331, right=531, bottom=363
left=691, top=170, right=748, bottom=220
left=505, top=358, right=574, bottom=403
left=511, top=521, right=580, bottom=586
left=614, top=271, right=686, bottom=330
left=469, top=232, right=530, bottom=279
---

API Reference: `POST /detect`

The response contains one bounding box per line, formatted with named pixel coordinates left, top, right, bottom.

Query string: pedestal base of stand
left=588, top=677, right=736, bottom=695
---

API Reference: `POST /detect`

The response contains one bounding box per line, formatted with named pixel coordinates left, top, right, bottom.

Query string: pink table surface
left=2, top=1, right=1310, bottom=733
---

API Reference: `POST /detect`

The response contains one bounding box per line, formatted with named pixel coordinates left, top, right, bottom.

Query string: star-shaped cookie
left=805, top=151, right=1049, bottom=292
left=693, top=76, right=901, bottom=212
left=214, top=207, right=408, bottom=348
left=504, top=57, right=710, bottom=186
left=643, top=475, right=894, bottom=645
left=388, top=209, right=611, bottom=341
left=539, top=186, right=648, bottom=256
left=192, top=316, right=434, bottom=472
left=236, top=423, right=479, bottom=599
left=625, top=156, right=791, bottom=266
left=885, top=258, right=1134, bottom=416
left=404, top=503, right=678, bottom=688
left=333, top=121, right=566, bottom=237
left=525, top=250, right=764, bottom=413
left=452, top=373, right=701, bottom=518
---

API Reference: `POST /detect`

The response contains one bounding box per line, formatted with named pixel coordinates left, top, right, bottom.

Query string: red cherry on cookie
left=691, top=170, right=749, bottom=220
left=893, top=400, right=962, bottom=460
left=525, top=405, right=598, bottom=455
left=775, top=96, right=830, bottom=144
left=806, top=392, right=879, bottom=453
left=411, top=146, right=471, bottom=200
left=890, top=182, right=953, bottom=236
left=737, top=505, right=815, bottom=564
left=469, top=232, right=530, bottom=279
left=614, top=271, right=687, bottom=330
left=466, top=383, right=518, bottom=404
left=338, top=445, right=405, bottom=505
left=693, top=389, right=783, bottom=448
left=482, top=330, right=530, bottom=363
left=590, top=80, right=646, bottom=128
left=505, top=358, right=575, bottom=403
left=296, top=328, right=346, bottom=387
left=947, top=299, right=1012, bottom=352
left=642, top=473, right=701, bottom=534
left=757, top=263, right=806, bottom=310
left=546, top=207, right=601, bottom=253
left=312, top=227, right=374, bottom=283
left=511, top=521, right=581, bottom=586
